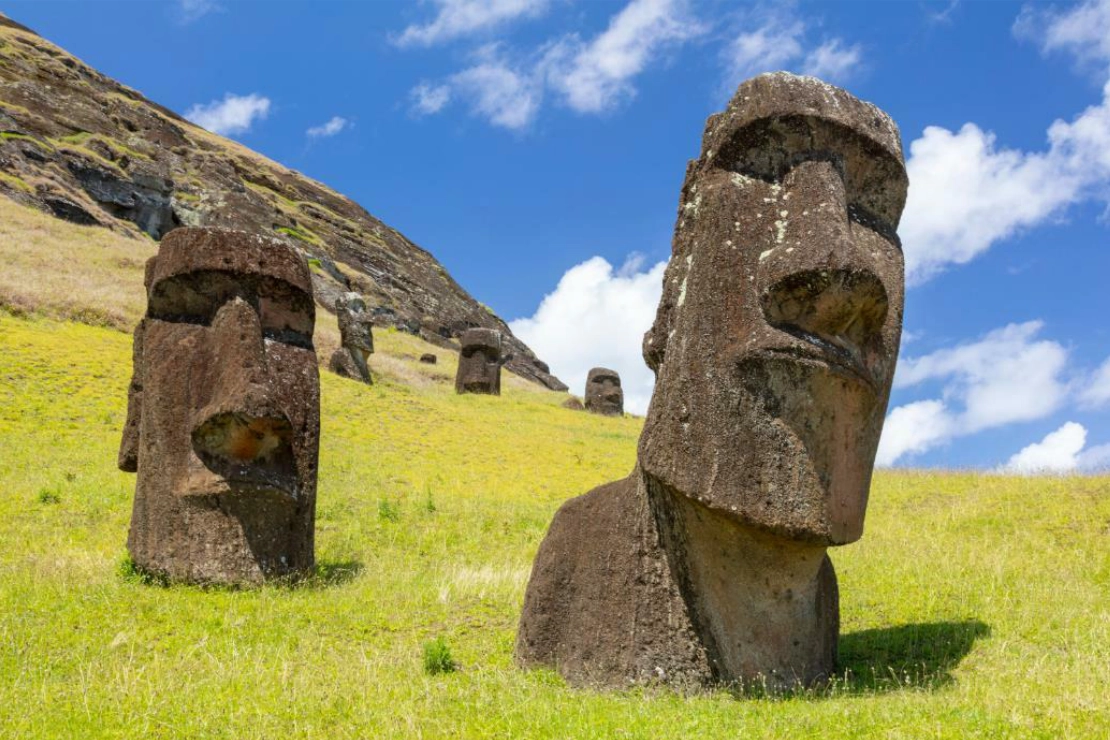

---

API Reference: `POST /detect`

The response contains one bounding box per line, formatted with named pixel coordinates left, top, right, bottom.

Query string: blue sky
left=8, top=0, right=1110, bottom=472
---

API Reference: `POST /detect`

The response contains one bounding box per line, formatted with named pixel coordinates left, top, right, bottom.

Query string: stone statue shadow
left=830, top=619, right=990, bottom=695
left=286, top=559, right=364, bottom=590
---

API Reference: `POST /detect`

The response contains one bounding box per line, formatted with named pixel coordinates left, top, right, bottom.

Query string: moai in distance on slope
left=118, top=227, right=321, bottom=585
left=455, top=328, right=503, bottom=395
left=329, top=292, right=374, bottom=384
left=516, top=73, right=908, bottom=690
left=584, top=367, right=623, bottom=416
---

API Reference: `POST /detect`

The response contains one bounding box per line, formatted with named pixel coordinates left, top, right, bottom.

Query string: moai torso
left=118, top=227, right=321, bottom=585
left=518, top=73, right=908, bottom=690
left=584, top=367, right=623, bottom=416
left=455, top=328, right=502, bottom=395
left=329, top=292, right=374, bottom=384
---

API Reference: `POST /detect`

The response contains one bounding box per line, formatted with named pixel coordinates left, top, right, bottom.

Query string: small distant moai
left=328, top=292, right=373, bottom=384
left=118, top=227, right=321, bottom=585
left=517, top=73, right=908, bottom=690
left=455, top=328, right=503, bottom=395
left=584, top=367, right=623, bottom=416
left=419, top=353, right=437, bottom=364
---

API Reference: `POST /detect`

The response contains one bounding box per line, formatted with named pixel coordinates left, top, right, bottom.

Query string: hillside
left=0, top=13, right=566, bottom=391
left=0, top=178, right=1107, bottom=738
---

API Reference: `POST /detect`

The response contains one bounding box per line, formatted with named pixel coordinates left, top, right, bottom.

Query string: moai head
left=118, top=227, right=320, bottom=584
left=455, top=328, right=502, bottom=395
left=584, top=367, right=623, bottom=416
left=639, top=73, right=907, bottom=546
left=336, top=292, right=373, bottom=358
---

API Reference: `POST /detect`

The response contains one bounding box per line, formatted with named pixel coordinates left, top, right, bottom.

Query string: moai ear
left=118, top=319, right=146, bottom=473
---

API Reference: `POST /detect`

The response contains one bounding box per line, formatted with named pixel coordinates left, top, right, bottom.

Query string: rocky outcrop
left=0, top=13, right=565, bottom=391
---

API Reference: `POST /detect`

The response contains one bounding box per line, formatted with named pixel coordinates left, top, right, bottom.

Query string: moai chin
left=329, top=292, right=374, bottom=384
left=517, top=73, right=908, bottom=691
left=455, top=328, right=503, bottom=395
left=584, top=367, right=623, bottom=416
left=118, top=227, right=321, bottom=585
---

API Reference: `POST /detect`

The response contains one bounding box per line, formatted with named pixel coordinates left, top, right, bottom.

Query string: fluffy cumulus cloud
left=721, top=7, right=861, bottom=86
left=404, top=0, right=703, bottom=129
left=876, top=322, right=1070, bottom=466
left=306, top=116, right=350, bottom=138
left=1003, top=421, right=1088, bottom=474
left=900, top=0, right=1110, bottom=284
left=510, top=255, right=666, bottom=414
left=394, top=0, right=550, bottom=48
left=185, top=93, right=271, bottom=136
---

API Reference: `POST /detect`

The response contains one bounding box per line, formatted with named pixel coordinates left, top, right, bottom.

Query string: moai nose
left=760, top=159, right=889, bottom=373
left=192, top=298, right=293, bottom=465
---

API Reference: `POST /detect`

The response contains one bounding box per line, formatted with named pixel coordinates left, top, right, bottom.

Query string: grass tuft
left=423, top=636, right=458, bottom=675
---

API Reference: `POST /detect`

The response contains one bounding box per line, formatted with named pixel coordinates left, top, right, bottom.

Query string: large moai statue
left=517, top=73, right=907, bottom=690
left=328, top=292, right=374, bottom=384
left=118, top=227, right=321, bottom=585
left=455, top=328, right=503, bottom=395
left=584, top=367, right=623, bottom=416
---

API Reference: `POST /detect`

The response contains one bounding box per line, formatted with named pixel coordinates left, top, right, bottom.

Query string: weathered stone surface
left=455, top=328, right=502, bottom=395
left=118, top=227, right=321, bottom=585
left=0, top=13, right=566, bottom=391
left=561, top=397, right=584, bottom=411
left=584, top=367, right=623, bottom=416
left=329, top=292, right=372, bottom=384
left=517, top=73, right=907, bottom=691
left=419, top=353, right=437, bottom=364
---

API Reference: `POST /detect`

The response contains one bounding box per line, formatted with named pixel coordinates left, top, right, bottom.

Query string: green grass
left=1, top=314, right=1108, bottom=738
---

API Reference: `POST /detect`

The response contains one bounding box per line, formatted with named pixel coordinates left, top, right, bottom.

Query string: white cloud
left=306, top=116, right=350, bottom=138
left=900, top=0, right=1110, bottom=284
left=547, top=0, right=705, bottom=114
left=877, top=321, right=1070, bottom=466
left=510, top=255, right=667, bottom=414
left=410, top=83, right=452, bottom=116
left=185, top=93, right=271, bottom=137
left=394, top=0, right=550, bottom=48
left=177, top=0, right=220, bottom=24
left=721, top=7, right=860, bottom=86
left=448, top=46, right=543, bottom=130
left=1003, top=421, right=1087, bottom=473
left=1079, top=356, right=1110, bottom=407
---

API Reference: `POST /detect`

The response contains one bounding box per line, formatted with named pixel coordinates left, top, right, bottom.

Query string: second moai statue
left=517, top=73, right=908, bottom=690
left=455, top=328, right=503, bottom=395
left=584, top=367, right=623, bottom=416
left=118, top=227, right=321, bottom=585
left=328, top=292, right=374, bottom=384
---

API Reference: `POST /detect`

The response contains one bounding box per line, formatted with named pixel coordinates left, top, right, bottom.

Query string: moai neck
left=643, top=472, right=839, bottom=689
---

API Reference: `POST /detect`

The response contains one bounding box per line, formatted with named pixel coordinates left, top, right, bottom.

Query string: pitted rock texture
left=455, top=327, right=502, bottom=395
left=329, top=292, right=373, bottom=384
left=0, top=13, right=565, bottom=391
left=517, top=73, right=907, bottom=691
left=118, top=227, right=320, bottom=586
left=584, top=367, right=623, bottom=416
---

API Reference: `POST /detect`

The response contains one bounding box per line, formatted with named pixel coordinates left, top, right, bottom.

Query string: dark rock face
left=0, top=14, right=566, bottom=391
left=455, top=328, right=502, bottom=395
left=517, top=73, right=907, bottom=691
left=118, top=227, right=321, bottom=585
left=419, top=353, right=437, bottom=364
left=584, top=367, right=623, bottom=416
left=328, top=292, right=373, bottom=384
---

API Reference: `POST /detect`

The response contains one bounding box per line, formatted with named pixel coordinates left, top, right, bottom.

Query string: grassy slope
left=0, top=197, right=1108, bottom=738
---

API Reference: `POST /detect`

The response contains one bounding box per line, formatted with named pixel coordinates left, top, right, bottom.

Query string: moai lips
left=329, top=292, right=374, bottom=384
left=118, top=227, right=321, bottom=585
left=517, top=73, right=908, bottom=690
left=584, top=367, right=623, bottom=416
left=455, top=328, right=503, bottom=395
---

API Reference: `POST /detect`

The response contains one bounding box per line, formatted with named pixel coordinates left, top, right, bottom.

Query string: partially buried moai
left=118, top=227, right=321, bottom=585
left=584, top=367, right=623, bottom=416
left=455, top=328, right=503, bottom=395
left=517, top=73, right=907, bottom=690
left=329, top=292, right=374, bottom=384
